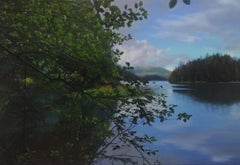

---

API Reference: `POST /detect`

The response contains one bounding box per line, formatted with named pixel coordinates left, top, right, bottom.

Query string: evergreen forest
left=169, top=53, right=240, bottom=83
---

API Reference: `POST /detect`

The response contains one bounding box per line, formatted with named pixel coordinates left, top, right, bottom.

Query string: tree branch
left=0, top=44, right=75, bottom=90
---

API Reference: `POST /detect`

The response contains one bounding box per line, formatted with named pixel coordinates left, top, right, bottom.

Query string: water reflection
left=0, top=87, right=112, bottom=165
left=145, top=81, right=240, bottom=165
left=158, top=127, right=240, bottom=164
left=172, top=83, right=240, bottom=105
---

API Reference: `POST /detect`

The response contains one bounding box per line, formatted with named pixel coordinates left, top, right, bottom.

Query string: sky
left=116, top=0, right=240, bottom=70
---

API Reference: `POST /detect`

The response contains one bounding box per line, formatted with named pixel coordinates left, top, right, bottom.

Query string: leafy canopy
left=0, top=0, right=190, bottom=164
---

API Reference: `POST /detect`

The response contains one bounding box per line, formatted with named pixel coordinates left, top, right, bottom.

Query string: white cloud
left=154, top=0, right=240, bottom=52
left=114, top=0, right=240, bottom=69
left=156, top=31, right=201, bottom=43
left=219, top=0, right=239, bottom=7
left=117, top=40, right=189, bottom=70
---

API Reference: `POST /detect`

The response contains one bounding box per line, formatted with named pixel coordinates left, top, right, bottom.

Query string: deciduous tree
left=0, top=1, right=190, bottom=164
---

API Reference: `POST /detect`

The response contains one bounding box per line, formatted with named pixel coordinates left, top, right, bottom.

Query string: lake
left=135, top=81, right=240, bottom=165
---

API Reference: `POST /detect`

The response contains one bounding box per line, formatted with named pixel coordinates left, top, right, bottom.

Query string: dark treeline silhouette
left=169, top=53, right=240, bottom=83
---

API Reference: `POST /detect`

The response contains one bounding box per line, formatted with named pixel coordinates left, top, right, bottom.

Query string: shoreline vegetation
left=169, top=53, right=240, bottom=83
left=0, top=0, right=193, bottom=164
left=170, top=81, right=240, bottom=84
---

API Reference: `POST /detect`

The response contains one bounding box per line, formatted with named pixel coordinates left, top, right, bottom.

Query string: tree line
left=169, top=53, right=240, bottom=83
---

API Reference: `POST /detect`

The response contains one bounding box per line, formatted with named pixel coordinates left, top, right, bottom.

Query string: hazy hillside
left=132, top=66, right=171, bottom=80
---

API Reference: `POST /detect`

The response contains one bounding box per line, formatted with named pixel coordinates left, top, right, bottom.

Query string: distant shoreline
left=169, top=81, right=240, bottom=84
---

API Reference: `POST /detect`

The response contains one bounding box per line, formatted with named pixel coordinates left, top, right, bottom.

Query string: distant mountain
left=132, top=66, right=171, bottom=80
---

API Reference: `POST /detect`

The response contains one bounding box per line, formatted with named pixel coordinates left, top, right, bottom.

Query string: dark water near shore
left=140, top=81, right=240, bottom=165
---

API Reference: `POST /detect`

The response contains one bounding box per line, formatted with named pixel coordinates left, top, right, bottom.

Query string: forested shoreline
left=169, top=54, right=240, bottom=83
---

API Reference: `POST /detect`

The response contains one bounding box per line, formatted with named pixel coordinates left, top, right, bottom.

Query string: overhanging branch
left=0, top=44, right=75, bottom=90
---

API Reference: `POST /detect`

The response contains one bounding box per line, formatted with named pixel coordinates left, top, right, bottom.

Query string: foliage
left=169, top=0, right=191, bottom=9
left=169, top=53, right=240, bottom=83
left=0, top=0, right=190, bottom=164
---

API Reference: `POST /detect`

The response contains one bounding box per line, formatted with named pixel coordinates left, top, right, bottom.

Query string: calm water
left=139, top=81, right=240, bottom=165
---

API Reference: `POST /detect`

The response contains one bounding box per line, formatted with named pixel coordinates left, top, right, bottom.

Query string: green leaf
left=169, top=0, right=177, bottom=9
left=183, top=0, right=190, bottom=5
left=126, top=62, right=130, bottom=67
left=134, top=3, right=138, bottom=9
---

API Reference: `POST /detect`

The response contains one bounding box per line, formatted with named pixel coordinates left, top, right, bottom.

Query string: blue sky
left=116, top=0, right=240, bottom=70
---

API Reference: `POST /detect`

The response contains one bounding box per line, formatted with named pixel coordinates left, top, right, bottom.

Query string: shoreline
left=169, top=81, right=240, bottom=84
